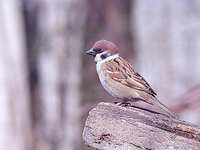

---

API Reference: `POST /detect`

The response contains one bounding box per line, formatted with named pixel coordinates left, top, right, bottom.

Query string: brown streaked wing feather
left=107, top=71, right=127, bottom=80
left=106, top=57, right=156, bottom=96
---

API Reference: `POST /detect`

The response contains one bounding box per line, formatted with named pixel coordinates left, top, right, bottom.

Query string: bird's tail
left=150, top=97, right=179, bottom=119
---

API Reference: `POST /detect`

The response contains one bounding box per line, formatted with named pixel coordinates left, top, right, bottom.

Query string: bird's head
left=86, top=40, right=119, bottom=63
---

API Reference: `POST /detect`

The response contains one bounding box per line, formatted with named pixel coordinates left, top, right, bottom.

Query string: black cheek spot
left=100, top=54, right=108, bottom=60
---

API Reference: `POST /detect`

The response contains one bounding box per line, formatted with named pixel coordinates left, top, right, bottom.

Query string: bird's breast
left=96, top=63, right=139, bottom=101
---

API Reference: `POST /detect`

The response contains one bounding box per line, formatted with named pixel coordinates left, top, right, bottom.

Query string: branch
left=82, top=102, right=200, bottom=150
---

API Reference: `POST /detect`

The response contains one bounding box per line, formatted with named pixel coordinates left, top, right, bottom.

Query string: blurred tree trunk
left=36, top=1, right=64, bottom=149
left=36, top=0, right=86, bottom=149
left=63, top=1, right=86, bottom=150
left=0, top=1, right=33, bottom=150
left=131, top=0, right=200, bottom=102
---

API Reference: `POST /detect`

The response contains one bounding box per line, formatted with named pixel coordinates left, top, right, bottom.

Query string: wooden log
left=82, top=102, right=200, bottom=150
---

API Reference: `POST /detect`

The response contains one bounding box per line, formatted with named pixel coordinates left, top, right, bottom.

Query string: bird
left=86, top=39, right=179, bottom=119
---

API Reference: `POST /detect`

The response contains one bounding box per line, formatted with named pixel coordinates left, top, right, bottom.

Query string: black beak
left=86, top=48, right=96, bottom=56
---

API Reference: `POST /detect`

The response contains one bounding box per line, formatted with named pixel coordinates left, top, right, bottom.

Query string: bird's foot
left=114, top=101, right=131, bottom=107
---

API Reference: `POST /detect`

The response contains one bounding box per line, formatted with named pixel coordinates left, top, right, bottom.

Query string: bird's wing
left=106, top=56, right=156, bottom=96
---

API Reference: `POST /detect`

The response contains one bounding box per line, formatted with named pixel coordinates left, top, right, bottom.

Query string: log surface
left=82, top=102, right=200, bottom=150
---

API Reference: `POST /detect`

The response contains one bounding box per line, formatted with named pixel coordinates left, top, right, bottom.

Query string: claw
left=114, top=100, right=130, bottom=106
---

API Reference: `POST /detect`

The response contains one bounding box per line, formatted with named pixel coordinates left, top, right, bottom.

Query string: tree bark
left=83, top=102, right=200, bottom=150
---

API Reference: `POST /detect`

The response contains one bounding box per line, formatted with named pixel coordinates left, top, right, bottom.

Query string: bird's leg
left=124, top=102, right=131, bottom=107
left=114, top=100, right=131, bottom=107
left=114, top=101, right=121, bottom=104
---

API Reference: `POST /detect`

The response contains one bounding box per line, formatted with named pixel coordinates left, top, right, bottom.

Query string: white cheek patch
left=95, top=53, right=119, bottom=63
left=94, top=52, right=108, bottom=63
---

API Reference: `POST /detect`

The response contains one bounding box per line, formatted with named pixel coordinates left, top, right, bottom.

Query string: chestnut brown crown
left=86, top=40, right=119, bottom=57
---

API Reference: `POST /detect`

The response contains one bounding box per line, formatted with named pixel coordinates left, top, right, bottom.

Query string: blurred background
left=1, top=0, right=200, bottom=149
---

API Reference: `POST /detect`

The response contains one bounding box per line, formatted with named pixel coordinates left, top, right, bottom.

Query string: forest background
left=1, top=0, right=200, bottom=150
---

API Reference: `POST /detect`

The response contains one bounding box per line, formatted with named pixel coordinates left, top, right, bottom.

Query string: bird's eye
left=97, top=48, right=102, bottom=52
left=94, top=48, right=102, bottom=53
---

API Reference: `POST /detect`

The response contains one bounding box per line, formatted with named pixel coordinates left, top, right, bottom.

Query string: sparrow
left=86, top=39, right=179, bottom=119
